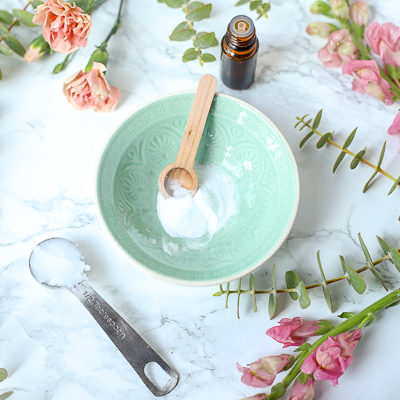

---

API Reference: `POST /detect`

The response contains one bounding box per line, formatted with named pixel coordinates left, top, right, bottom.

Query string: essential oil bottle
left=220, top=15, right=259, bottom=90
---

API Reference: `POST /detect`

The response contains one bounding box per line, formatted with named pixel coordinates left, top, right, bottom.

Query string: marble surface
left=1, top=0, right=400, bottom=399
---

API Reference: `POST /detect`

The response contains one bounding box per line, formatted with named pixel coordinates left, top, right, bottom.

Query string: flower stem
left=101, top=0, right=124, bottom=48
left=268, top=288, right=400, bottom=400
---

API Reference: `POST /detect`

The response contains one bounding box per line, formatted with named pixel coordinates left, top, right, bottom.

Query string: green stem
left=269, top=288, right=400, bottom=400
left=101, top=0, right=124, bottom=47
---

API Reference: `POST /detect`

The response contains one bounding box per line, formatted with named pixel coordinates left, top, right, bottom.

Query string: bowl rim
left=94, top=91, right=300, bottom=287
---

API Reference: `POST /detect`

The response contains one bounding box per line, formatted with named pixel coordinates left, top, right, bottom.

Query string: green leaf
left=297, top=372, right=308, bottom=385
left=363, top=141, right=386, bottom=193
left=200, top=53, right=215, bottom=62
left=317, top=251, right=333, bottom=312
left=390, top=248, right=400, bottom=272
left=377, top=236, right=390, bottom=255
left=249, top=0, right=262, bottom=10
left=85, top=46, right=109, bottom=72
left=343, top=127, right=357, bottom=149
left=0, top=43, right=12, bottom=56
left=4, top=34, right=25, bottom=56
left=163, top=0, right=187, bottom=7
left=268, top=293, right=277, bottom=319
left=12, top=9, right=37, bottom=27
left=347, top=264, right=366, bottom=294
left=0, top=22, right=8, bottom=34
left=182, top=47, right=201, bottom=61
left=169, top=21, right=196, bottom=41
left=186, top=2, right=212, bottom=22
left=332, top=151, right=346, bottom=173
left=339, top=255, right=351, bottom=286
left=0, top=68, right=2, bottom=80
left=338, top=311, right=355, bottom=319
left=298, top=281, right=310, bottom=309
left=299, top=118, right=312, bottom=130
left=294, top=343, right=312, bottom=352
left=315, top=319, right=334, bottom=334
left=256, top=2, right=271, bottom=19
left=193, top=31, right=218, bottom=49
left=235, top=0, right=250, bottom=5
left=0, top=392, right=13, bottom=400
left=299, top=131, right=314, bottom=148
left=249, top=273, right=257, bottom=312
left=270, top=382, right=285, bottom=398
left=388, top=176, right=400, bottom=195
left=0, top=369, right=7, bottom=382
left=32, top=0, right=44, bottom=8
left=294, top=114, right=309, bottom=129
left=312, top=109, right=322, bottom=129
left=285, top=270, right=299, bottom=300
left=350, top=148, right=366, bottom=169
left=316, top=132, right=332, bottom=148
left=0, top=10, right=13, bottom=25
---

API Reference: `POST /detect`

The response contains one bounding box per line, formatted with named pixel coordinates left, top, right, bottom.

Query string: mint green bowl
left=96, top=93, right=299, bottom=286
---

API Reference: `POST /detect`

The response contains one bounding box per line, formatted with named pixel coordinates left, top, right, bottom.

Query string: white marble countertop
left=1, top=0, right=400, bottom=399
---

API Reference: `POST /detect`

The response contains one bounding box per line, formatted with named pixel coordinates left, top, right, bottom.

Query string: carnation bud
left=85, top=45, right=109, bottom=72
left=349, top=1, right=369, bottom=26
left=331, top=0, right=349, bottom=19
left=24, top=35, right=50, bottom=63
left=306, top=22, right=337, bottom=38
left=310, top=1, right=332, bottom=17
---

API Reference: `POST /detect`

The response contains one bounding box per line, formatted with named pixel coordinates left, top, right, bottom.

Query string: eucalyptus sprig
left=295, top=110, right=400, bottom=195
left=0, top=368, right=12, bottom=399
left=235, top=0, right=270, bottom=20
left=158, top=0, right=218, bottom=65
left=214, top=234, right=400, bottom=319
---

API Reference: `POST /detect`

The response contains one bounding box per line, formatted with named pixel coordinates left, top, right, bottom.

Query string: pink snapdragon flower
left=33, top=0, right=91, bottom=54
left=342, top=60, right=394, bottom=105
left=301, top=329, right=362, bottom=386
left=289, top=380, right=315, bottom=400
left=388, top=112, right=400, bottom=135
left=236, top=355, right=291, bottom=388
left=318, top=29, right=358, bottom=68
left=366, top=22, right=400, bottom=67
left=349, top=1, right=369, bottom=26
left=63, top=62, right=120, bottom=112
left=306, top=22, right=336, bottom=39
left=266, top=318, right=321, bottom=348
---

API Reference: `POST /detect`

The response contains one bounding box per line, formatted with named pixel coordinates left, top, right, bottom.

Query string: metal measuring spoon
left=29, top=237, right=179, bottom=397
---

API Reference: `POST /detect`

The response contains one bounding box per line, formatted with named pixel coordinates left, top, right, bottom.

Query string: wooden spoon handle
left=175, top=74, right=217, bottom=169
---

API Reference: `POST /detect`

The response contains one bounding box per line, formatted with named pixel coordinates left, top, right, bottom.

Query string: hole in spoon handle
left=71, top=281, right=179, bottom=396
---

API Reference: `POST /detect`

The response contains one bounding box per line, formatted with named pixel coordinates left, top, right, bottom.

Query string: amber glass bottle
left=221, top=15, right=259, bottom=90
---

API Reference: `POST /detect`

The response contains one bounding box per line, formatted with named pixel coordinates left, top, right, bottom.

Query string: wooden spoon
left=158, top=74, right=218, bottom=198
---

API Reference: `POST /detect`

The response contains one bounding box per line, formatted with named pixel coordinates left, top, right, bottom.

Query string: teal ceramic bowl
left=96, top=93, right=299, bottom=286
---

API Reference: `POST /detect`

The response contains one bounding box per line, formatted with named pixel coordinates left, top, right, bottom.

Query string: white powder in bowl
left=30, top=238, right=90, bottom=288
left=157, top=165, right=236, bottom=241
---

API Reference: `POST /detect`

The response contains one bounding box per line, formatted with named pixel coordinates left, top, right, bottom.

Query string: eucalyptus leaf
left=299, top=131, right=314, bottom=148
left=250, top=0, right=262, bottom=10
left=0, top=43, right=12, bottom=56
left=235, top=0, right=250, bottom=5
left=256, top=2, right=271, bottom=19
left=0, top=369, right=7, bottom=382
left=363, top=141, right=386, bottom=193
left=332, top=151, right=346, bottom=173
left=350, top=149, right=366, bottom=169
left=268, top=293, right=277, bottom=319
left=322, top=285, right=333, bottom=312
left=339, top=255, right=350, bottom=285
left=32, top=0, right=44, bottom=8
left=388, top=176, right=400, bottom=195
left=347, top=264, right=366, bottom=294
left=193, top=31, right=218, bottom=49
left=163, top=0, right=187, bottom=7
left=299, top=118, right=312, bottom=130
left=12, top=9, right=37, bottom=27
left=285, top=270, right=299, bottom=300
left=390, top=248, right=400, bottom=272
left=0, top=22, right=8, bottom=34
left=4, top=34, right=25, bottom=56
left=182, top=47, right=201, bottom=61
left=186, top=3, right=211, bottom=22
left=298, top=281, right=310, bottom=309
left=0, top=10, right=13, bottom=25
left=312, top=109, right=322, bottom=129
left=169, top=21, right=196, bottom=41
left=72, top=0, right=90, bottom=11
left=294, top=115, right=309, bottom=129
left=377, top=236, right=390, bottom=255
left=316, top=132, right=331, bottom=148
left=200, top=53, right=215, bottom=62
left=0, top=392, right=13, bottom=400
left=343, top=127, right=357, bottom=149
left=249, top=273, right=257, bottom=312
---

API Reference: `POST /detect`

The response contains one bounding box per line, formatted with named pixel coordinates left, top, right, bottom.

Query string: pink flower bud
left=331, top=0, right=349, bottom=19
left=33, top=0, right=91, bottom=54
left=266, top=318, right=325, bottom=348
left=24, top=35, right=50, bottom=62
left=301, top=329, right=362, bottom=386
left=306, top=22, right=336, bottom=39
left=349, top=1, right=369, bottom=26
left=237, top=354, right=291, bottom=388
left=63, top=62, right=120, bottom=112
left=289, top=379, right=315, bottom=400
left=388, top=112, right=400, bottom=135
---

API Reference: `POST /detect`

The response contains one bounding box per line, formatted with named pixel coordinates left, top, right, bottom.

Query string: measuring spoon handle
left=70, top=280, right=179, bottom=397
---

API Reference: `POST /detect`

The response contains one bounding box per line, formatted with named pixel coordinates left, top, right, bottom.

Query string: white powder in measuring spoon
left=29, top=238, right=90, bottom=288
left=157, top=165, right=236, bottom=240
